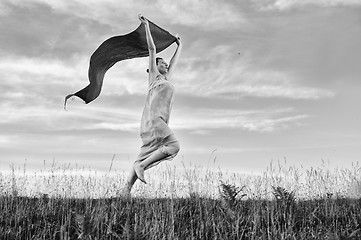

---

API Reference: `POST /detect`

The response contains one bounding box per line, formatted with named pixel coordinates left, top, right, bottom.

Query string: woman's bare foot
left=133, top=162, right=147, bottom=184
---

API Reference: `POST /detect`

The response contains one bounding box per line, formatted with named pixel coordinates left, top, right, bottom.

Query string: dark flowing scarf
left=64, top=18, right=176, bottom=108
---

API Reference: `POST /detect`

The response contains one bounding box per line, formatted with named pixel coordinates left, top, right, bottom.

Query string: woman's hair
left=146, top=57, right=163, bottom=73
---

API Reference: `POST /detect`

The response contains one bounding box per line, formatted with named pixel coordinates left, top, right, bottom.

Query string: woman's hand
left=138, top=14, right=148, bottom=25
left=175, top=34, right=181, bottom=45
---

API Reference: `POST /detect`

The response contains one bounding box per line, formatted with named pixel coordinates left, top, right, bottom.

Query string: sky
left=0, top=0, right=360, bottom=175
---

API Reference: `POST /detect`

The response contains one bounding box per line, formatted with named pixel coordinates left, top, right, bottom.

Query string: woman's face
left=157, top=59, right=168, bottom=74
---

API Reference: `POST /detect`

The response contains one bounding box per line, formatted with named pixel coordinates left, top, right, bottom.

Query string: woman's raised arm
left=166, top=35, right=182, bottom=80
left=138, top=14, right=158, bottom=78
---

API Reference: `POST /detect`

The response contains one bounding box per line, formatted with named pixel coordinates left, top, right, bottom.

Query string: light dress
left=135, top=74, right=179, bottom=170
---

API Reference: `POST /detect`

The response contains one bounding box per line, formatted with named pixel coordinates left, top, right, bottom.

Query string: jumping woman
left=123, top=14, right=182, bottom=196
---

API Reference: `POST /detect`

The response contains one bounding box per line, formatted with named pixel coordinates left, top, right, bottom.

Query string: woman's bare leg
left=126, top=139, right=179, bottom=195
left=133, top=149, right=167, bottom=184
left=120, top=150, right=166, bottom=198
left=121, top=150, right=167, bottom=198
left=122, top=150, right=167, bottom=195
left=134, top=140, right=180, bottom=183
left=123, top=169, right=138, bottom=194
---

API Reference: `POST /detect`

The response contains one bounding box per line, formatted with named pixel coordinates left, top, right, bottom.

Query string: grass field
left=0, top=160, right=360, bottom=239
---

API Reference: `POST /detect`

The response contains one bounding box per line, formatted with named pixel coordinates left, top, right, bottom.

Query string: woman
left=123, top=15, right=182, bottom=196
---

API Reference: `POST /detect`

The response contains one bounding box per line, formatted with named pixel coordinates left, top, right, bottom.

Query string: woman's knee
left=161, top=141, right=180, bottom=156
left=171, top=141, right=180, bottom=155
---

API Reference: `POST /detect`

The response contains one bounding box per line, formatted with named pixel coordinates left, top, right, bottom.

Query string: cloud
left=0, top=56, right=143, bottom=136
left=253, top=0, right=361, bottom=11
left=0, top=55, right=89, bottom=113
left=0, top=2, right=11, bottom=15
left=1, top=95, right=307, bottom=136
left=2, top=1, right=336, bottom=102
left=55, top=106, right=308, bottom=134
left=216, top=85, right=334, bottom=100
left=172, top=107, right=309, bottom=133
left=247, top=6, right=361, bottom=88
left=0, top=56, right=83, bottom=78
left=0, top=100, right=141, bottom=132
left=0, top=136, right=11, bottom=145
left=0, top=0, right=131, bottom=26
left=89, top=122, right=139, bottom=132
left=1, top=0, right=249, bottom=31
left=211, top=69, right=335, bottom=100
left=62, top=104, right=310, bottom=134
left=0, top=2, right=112, bottom=60
left=0, top=54, right=149, bottom=110
left=155, top=0, right=249, bottom=30
left=175, top=44, right=335, bottom=100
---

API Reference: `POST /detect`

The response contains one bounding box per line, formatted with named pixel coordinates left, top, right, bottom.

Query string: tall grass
left=0, top=159, right=360, bottom=239
left=2, top=159, right=359, bottom=199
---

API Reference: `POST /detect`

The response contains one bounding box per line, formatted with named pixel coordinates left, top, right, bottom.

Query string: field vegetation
left=0, top=159, right=360, bottom=239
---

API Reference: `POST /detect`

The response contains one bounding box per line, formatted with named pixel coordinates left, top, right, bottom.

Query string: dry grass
left=0, top=159, right=360, bottom=239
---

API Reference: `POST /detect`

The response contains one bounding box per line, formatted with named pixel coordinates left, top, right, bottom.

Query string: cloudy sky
left=1, top=0, right=360, bottom=174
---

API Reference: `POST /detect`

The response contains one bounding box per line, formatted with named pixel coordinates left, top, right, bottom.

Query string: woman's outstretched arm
left=166, top=35, right=182, bottom=80
left=138, top=14, right=158, bottom=79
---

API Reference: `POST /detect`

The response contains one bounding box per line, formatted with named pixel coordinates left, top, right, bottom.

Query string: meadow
left=0, top=159, right=360, bottom=239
